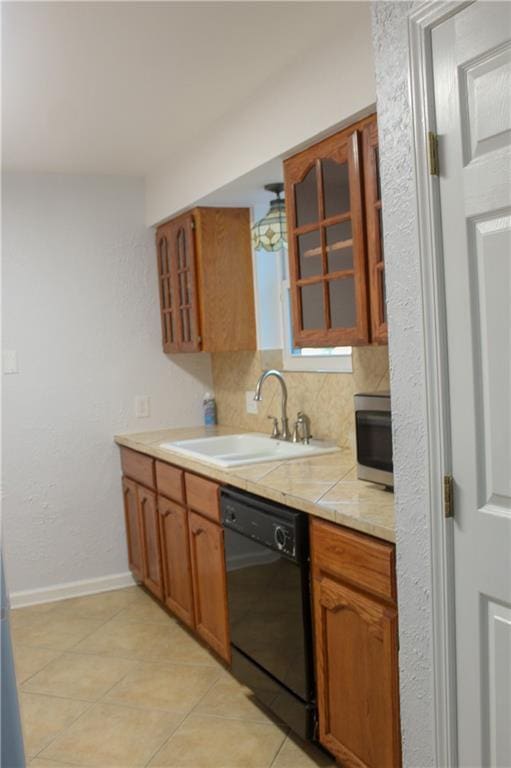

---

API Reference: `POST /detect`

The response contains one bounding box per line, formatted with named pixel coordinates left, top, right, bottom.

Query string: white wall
left=2, top=173, right=213, bottom=599
left=146, top=2, right=376, bottom=225
left=371, top=3, right=435, bottom=766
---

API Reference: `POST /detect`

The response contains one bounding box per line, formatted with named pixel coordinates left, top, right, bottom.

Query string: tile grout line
left=268, top=728, right=290, bottom=768
left=17, top=588, right=151, bottom=764
left=17, top=649, right=66, bottom=689
left=141, top=663, right=226, bottom=767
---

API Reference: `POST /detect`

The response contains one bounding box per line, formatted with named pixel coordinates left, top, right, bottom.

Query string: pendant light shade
left=252, top=183, right=287, bottom=252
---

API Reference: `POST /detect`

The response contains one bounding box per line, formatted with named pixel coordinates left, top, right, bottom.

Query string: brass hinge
left=428, top=131, right=439, bottom=176
left=444, top=474, right=454, bottom=519
left=190, top=218, right=196, bottom=230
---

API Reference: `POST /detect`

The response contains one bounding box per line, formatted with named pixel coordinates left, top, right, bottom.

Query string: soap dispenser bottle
left=203, top=392, right=217, bottom=426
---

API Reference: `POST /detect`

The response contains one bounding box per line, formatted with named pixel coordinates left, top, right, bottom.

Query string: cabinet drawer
left=156, top=461, right=185, bottom=503
left=120, top=448, right=155, bottom=489
left=311, top=518, right=396, bottom=603
left=185, top=473, right=221, bottom=522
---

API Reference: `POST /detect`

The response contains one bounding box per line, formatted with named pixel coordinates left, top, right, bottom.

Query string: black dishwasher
left=221, top=486, right=316, bottom=739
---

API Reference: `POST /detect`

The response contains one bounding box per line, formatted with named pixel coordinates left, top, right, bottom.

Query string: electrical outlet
left=245, top=390, right=258, bottom=415
left=3, top=350, right=18, bottom=374
left=135, top=395, right=150, bottom=418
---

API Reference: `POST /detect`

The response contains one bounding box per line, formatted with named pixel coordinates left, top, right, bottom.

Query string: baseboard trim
left=9, top=571, right=137, bottom=609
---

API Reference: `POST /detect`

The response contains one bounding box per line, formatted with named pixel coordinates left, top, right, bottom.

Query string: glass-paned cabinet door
left=156, top=214, right=200, bottom=353
left=156, top=224, right=178, bottom=353
left=362, top=116, right=387, bottom=343
left=172, top=214, right=200, bottom=352
left=284, top=119, right=370, bottom=347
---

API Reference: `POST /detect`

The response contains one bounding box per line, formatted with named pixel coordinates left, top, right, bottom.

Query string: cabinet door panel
left=362, top=116, right=387, bottom=344
left=173, top=215, right=201, bottom=352
left=285, top=118, right=371, bottom=348
left=156, top=223, right=179, bottom=353
left=189, top=511, right=230, bottom=663
left=313, top=575, right=401, bottom=768
left=139, top=486, right=163, bottom=600
left=159, top=497, right=195, bottom=629
left=122, top=478, right=144, bottom=582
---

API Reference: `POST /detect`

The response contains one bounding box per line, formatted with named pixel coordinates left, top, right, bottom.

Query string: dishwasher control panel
left=221, top=488, right=308, bottom=562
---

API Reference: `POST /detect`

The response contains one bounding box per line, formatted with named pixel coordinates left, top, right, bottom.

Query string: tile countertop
left=114, top=426, right=395, bottom=544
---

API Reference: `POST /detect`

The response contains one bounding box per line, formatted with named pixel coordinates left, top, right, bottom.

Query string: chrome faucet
left=254, top=369, right=290, bottom=441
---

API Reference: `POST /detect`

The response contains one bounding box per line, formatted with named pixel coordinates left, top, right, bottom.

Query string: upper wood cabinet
left=156, top=207, right=256, bottom=354
left=362, top=119, right=387, bottom=344
left=284, top=114, right=387, bottom=347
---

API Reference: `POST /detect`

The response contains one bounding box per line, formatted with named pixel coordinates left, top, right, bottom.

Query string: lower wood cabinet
left=122, top=477, right=144, bottom=583
left=189, top=511, right=230, bottom=664
left=121, top=449, right=230, bottom=664
left=120, top=447, right=400, bottom=763
left=138, top=485, right=163, bottom=601
left=122, top=476, right=163, bottom=600
left=311, top=519, right=401, bottom=768
left=159, top=496, right=195, bottom=629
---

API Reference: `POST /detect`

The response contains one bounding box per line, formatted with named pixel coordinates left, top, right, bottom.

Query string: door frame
left=407, top=2, right=474, bottom=766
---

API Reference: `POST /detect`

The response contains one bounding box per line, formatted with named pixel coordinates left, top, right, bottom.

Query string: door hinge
left=443, top=474, right=454, bottom=519
left=428, top=131, right=439, bottom=176
left=190, top=218, right=196, bottom=231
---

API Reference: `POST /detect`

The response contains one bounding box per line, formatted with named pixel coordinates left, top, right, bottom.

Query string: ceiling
left=2, top=1, right=355, bottom=177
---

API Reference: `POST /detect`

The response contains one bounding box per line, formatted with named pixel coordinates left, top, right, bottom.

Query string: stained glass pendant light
left=252, top=183, right=287, bottom=252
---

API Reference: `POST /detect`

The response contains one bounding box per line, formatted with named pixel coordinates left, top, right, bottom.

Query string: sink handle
left=267, top=415, right=280, bottom=440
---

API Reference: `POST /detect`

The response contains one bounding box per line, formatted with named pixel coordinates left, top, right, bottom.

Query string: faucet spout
left=253, top=370, right=290, bottom=441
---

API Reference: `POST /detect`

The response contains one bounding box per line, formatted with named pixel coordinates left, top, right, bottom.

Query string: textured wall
left=371, top=3, right=435, bottom=766
left=2, top=173, right=213, bottom=595
left=211, top=347, right=390, bottom=456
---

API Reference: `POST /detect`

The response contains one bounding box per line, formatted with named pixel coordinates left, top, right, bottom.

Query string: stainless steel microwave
left=354, top=393, right=393, bottom=489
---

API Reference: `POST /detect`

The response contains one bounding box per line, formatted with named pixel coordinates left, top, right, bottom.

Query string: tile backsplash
left=211, top=346, right=390, bottom=458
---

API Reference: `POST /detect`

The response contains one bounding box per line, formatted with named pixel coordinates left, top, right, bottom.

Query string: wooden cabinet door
left=159, top=496, right=195, bottom=629
left=362, top=117, right=387, bottom=344
left=122, top=477, right=144, bottom=582
left=156, top=213, right=200, bottom=353
left=188, top=511, right=230, bottom=663
left=172, top=213, right=201, bottom=352
left=284, top=117, right=371, bottom=348
left=138, top=486, right=163, bottom=600
left=156, top=222, right=179, bottom=353
left=313, top=574, right=401, bottom=768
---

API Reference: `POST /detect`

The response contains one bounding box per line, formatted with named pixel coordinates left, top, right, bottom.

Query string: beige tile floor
left=12, top=586, right=335, bottom=768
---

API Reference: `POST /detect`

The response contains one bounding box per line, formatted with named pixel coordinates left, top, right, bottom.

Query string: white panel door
left=432, top=3, right=511, bottom=766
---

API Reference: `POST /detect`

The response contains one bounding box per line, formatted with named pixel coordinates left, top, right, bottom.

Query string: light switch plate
left=3, top=350, right=19, bottom=374
left=245, top=390, right=258, bottom=414
left=135, top=395, right=150, bottom=418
